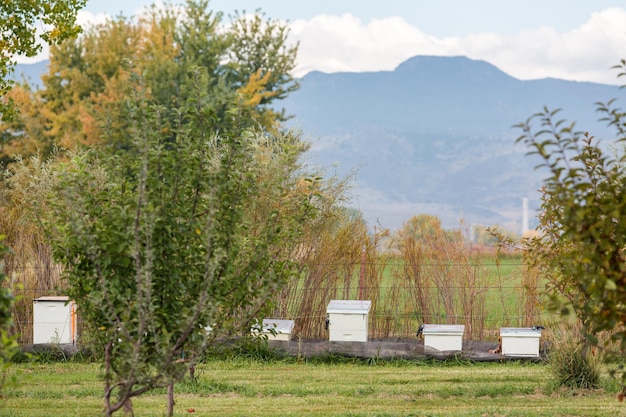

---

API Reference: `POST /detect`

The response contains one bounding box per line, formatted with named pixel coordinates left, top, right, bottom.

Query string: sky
left=25, top=0, right=624, bottom=85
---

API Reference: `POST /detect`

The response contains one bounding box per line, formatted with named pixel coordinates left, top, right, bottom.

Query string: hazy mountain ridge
left=11, top=61, right=48, bottom=88
left=282, top=55, right=625, bottom=231
left=13, top=56, right=626, bottom=231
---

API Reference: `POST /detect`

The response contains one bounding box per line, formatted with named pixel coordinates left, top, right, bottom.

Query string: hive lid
left=262, top=319, right=295, bottom=334
left=422, top=324, right=465, bottom=334
left=327, top=299, right=372, bottom=314
left=500, top=327, right=542, bottom=337
left=33, top=296, right=70, bottom=302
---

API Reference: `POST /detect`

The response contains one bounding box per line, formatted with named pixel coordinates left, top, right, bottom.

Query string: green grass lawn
left=2, top=358, right=625, bottom=417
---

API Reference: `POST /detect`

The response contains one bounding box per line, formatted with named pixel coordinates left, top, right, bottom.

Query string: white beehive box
left=326, top=300, right=371, bottom=342
left=500, top=327, right=542, bottom=357
left=33, top=296, right=77, bottom=344
left=422, top=324, right=465, bottom=351
left=260, top=319, right=295, bottom=341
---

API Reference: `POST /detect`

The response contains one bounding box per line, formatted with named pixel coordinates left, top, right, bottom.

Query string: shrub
left=547, top=322, right=602, bottom=390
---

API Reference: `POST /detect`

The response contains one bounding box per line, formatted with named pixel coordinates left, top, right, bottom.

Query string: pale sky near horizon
left=19, top=0, right=626, bottom=84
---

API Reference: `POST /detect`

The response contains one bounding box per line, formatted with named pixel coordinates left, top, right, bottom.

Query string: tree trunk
left=189, top=362, right=195, bottom=381
left=104, top=343, right=114, bottom=417
left=167, top=382, right=175, bottom=417
left=123, top=398, right=134, bottom=417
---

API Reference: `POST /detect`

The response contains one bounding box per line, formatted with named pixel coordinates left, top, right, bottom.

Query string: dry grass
left=271, top=215, right=541, bottom=342
left=0, top=155, right=67, bottom=344
left=393, top=227, right=489, bottom=340
left=276, top=213, right=373, bottom=339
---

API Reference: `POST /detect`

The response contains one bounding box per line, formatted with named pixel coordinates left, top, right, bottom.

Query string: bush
left=0, top=236, right=20, bottom=393
left=547, top=323, right=602, bottom=390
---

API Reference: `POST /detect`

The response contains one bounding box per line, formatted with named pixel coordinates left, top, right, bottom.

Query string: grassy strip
left=1, top=358, right=624, bottom=417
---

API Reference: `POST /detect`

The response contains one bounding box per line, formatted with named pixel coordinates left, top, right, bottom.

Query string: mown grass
left=2, top=358, right=625, bottom=417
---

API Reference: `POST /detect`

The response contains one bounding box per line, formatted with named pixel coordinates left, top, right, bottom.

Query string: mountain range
left=280, top=55, right=626, bottom=233
left=13, top=56, right=626, bottom=233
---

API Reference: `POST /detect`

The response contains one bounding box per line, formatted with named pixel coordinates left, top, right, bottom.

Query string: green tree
left=0, top=84, right=49, bottom=166
left=0, top=236, right=18, bottom=397
left=400, top=214, right=444, bottom=241
left=0, top=0, right=85, bottom=119
left=47, top=68, right=316, bottom=416
left=516, top=62, right=626, bottom=389
left=224, top=10, right=299, bottom=130
left=0, top=0, right=298, bottom=162
left=397, top=214, right=462, bottom=244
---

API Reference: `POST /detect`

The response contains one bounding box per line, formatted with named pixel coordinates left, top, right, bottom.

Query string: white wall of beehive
left=261, top=319, right=295, bottom=341
left=33, top=296, right=76, bottom=344
left=422, top=324, right=465, bottom=351
left=327, top=300, right=371, bottom=342
left=500, top=328, right=541, bottom=357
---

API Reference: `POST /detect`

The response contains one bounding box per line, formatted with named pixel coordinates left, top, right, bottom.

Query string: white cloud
left=16, top=7, right=626, bottom=85
left=290, top=8, right=626, bottom=84
left=290, top=14, right=443, bottom=75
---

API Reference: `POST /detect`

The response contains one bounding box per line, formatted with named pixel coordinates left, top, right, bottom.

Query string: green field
left=281, top=252, right=549, bottom=341
left=2, top=357, right=625, bottom=417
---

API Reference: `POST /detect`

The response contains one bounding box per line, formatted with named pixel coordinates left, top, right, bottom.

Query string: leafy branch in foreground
left=0, top=0, right=85, bottom=120
left=515, top=64, right=626, bottom=391
left=0, top=236, right=19, bottom=398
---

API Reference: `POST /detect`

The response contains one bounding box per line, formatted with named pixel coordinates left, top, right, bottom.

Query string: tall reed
left=393, top=225, right=488, bottom=340
left=278, top=211, right=370, bottom=339
left=0, top=155, right=66, bottom=344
